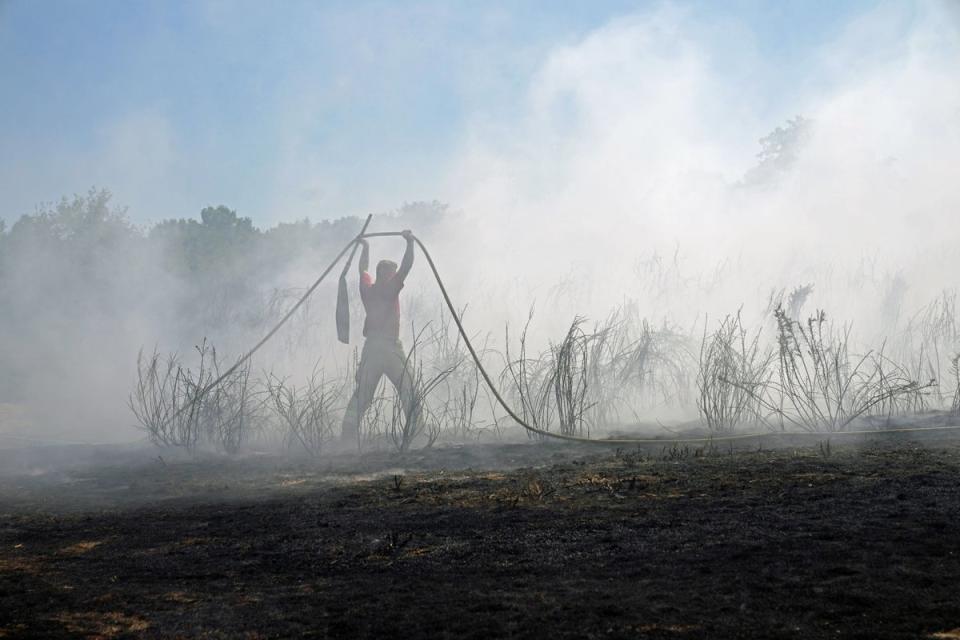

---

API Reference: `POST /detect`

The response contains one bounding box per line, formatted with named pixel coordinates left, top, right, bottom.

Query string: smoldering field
left=3, top=4, right=960, bottom=637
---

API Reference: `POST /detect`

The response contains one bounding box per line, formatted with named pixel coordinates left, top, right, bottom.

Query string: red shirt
left=359, top=272, right=404, bottom=340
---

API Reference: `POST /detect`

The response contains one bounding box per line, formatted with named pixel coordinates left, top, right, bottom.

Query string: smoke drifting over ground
left=1, top=2, right=958, bottom=448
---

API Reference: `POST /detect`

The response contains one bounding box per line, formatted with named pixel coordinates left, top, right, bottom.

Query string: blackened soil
left=2, top=441, right=960, bottom=639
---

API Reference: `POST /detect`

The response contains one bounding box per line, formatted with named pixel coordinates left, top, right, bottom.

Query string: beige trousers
left=341, top=337, right=422, bottom=440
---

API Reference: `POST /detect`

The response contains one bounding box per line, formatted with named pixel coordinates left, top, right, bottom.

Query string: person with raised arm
left=340, top=230, right=421, bottom=445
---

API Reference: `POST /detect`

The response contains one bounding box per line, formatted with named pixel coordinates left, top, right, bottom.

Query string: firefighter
left=340, top=230, right=422, bottom=444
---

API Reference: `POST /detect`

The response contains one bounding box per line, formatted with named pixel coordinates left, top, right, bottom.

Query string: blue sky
left=0, top=0, right=909, bottom=226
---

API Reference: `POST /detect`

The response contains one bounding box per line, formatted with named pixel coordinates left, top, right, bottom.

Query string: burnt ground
left=2, top=435, right=960, bottom=639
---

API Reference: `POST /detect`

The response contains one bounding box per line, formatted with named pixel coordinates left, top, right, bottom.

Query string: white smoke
left=438, top=1, right=960, bottom=332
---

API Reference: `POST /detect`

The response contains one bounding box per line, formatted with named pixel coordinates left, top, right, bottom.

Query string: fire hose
left=165, top=217, right=960, bottom=446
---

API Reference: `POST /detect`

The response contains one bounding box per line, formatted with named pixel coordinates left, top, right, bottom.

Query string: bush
left=697, top=312, right=771, bottom=433
left=129, top=340, right=256, bottom=451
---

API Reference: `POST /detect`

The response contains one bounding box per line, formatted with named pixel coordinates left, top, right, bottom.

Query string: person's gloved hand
left=401, top=229, right=414, bottom=241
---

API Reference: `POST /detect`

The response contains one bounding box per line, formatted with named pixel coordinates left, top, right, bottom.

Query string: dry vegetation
left=129, top=340, right=258, bottom=452
left=130, top=284, right=959, bottom=455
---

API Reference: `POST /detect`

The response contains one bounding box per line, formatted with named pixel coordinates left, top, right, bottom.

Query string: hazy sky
left=0, top=0, right=937, bottom=226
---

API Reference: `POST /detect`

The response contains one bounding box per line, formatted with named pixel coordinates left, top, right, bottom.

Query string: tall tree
left=741, top=115, right=812, bottom=187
